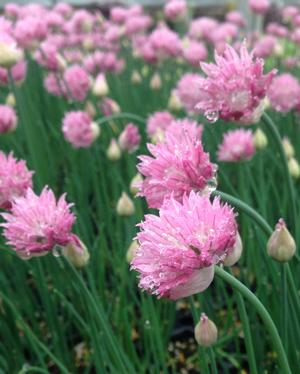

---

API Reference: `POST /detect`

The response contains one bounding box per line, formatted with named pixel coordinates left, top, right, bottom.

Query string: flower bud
left=130, top=173, right=143, bottom=195
left=85, top=101, right=96, bottom=118
left=150, top=72, right=162, bottom=90
left=0, top=41, right=23, bottom=68
left=141, top=65, right=149, bottom=77
left=223, top=232, right=243, bottom=266
left=288, top=157, right=300, bottom=179
left=267, top=219, right=296, bottom=262
left=253, top=128, right=268, bottom=150
left=194, top=313, right=218, bottom=347
left=100, top=98, right=120, bottom=116
left=92, top=74, right=109, bottom=97
left=131, top=70, right=142, bottom=84
left=126, top=239, right=139, bottom=263
left=282, top=137, right=295, bottom=159
left=5, top=93, right=16, bottom=107
left=168, top=91, right=182, bottom=111
left=116, top=192, right=135, bottom=216
left=91, top=122, right=101, bottom=140
left=107, top=138, right=121, bottom=161
left=62, top=238, right=90, bottom=268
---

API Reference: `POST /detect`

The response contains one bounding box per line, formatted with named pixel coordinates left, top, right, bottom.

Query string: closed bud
left=267, top=219, right=296, bottom=262
left=62, top=238, right=90, bottom=268
left=107, top=139, right=121, bottom=161
left=116, top=192, right=135, bottom=216
left=0, top=41, right=23, bottom=68
left=194, top=313, right=218, bottom=347
left=85, top=101, right=96, bottom=118
left=168, top=91, right=182, bottom=111
left=92, top=74, right=109, bottom=97
left=91, top=122, right=101, bottom=140
left=126, top=240, right=139, bottom=263
left=57, top=54, right=67, bottom=71
left=131, top=70, right=142, bottom=84
left=253, top=128, right=268, bottom=150
left=288, top=157, right=300, bottom=179
left=282, top=137, right=295, bottom=159
left=5, top=93, right=16, bottom=107
left=141, top=65, right=149, bottom=77
left=223, top=232, right=243, bottom=266
left=150, top=72, right=162, bottom=90
left=130, top=173, right=143, bottom=195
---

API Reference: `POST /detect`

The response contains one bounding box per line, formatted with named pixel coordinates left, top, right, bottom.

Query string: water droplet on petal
left=144, top=320, right=152, bottom=330
left=205, top=110, right=219, bottom=123
left=52, top=245, right=62, bottom=257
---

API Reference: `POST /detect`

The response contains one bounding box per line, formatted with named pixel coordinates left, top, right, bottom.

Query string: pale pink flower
left=253, top=35, right=277, bottom=58
left=290, top=28, right=300, bottom=45
left=267, top=73, right=300, bottom=112
left=0, top=151, right=33, bottom=210
left=63, top=65, right=90, bottom=102
left=189, top=17, right=218, bottom=41
left=44, top=73, right=65, bottom=97
left=62, top=111, right=99, bottom=148
left=218, top=129, right=255, bottom=162
left=110, top=7, right=128, bottom=24
left=183, top=40, right=207, bottom=67
left=164, top=0, right=187, bottom=21
left=176, top=73, right=202, bottom=114
left=118, top=123, right=141, bottom=152
left=0, top=60, right=26, bottom=86
left=137, top=120, right=214, bottom=209
left=282, top=6, right=299, bottom=22
left=266, top=23, right=288, bottom=38
left=34, top=41, right=62, bottom=71
left=4, top=3, right=21, bottom=19
left=147, top=111, right=174, bottom=139
left=197, top=43, right=276, bottom=124
left=249, top=0, right=270, bottom=14
left=0, top=16, right=13, bottom=35
left=124, top=15, right=152, bottom=36
left=131, top=191, right=237, bottom=300
left=0, top=105, right=17, bottom=133
left=226, top=11, right=246, bottom=27
left=53, top=3, right=73, bottom=18
left=148, top=27, right=182, bottom=59
left=14, top=17, right=48, bottom=48
left=100, top=97, right=120, bottom=116
left=1, top=187, right=79, bottom=259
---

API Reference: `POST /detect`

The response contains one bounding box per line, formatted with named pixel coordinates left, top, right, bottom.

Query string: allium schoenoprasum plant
left=0, top=1, right=299, bottom=373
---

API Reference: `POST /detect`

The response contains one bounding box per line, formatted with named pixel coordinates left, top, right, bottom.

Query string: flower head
left=249, top=0, right=270, bottom=15
left=0, top=151, right=33, bottom=209
left=0, top=104, right=17, bottom=133
left=197, top=43, right=276, bottom=124
left=137, top=120, right=215, bottom=209
left=1, top=187, right=77, bottom=259
left=267, top=73, right=300, bottom=112
left=176, top=73, right=203, bottom=114
left=118, top=123, right=141, bottom=152
left=164, top=0, right=187, bottom=21
left=218, top=129, right=255, bottom=162
left=63, top=65, right=90, bottom=102
left=147, top=111, right=174, bottom=140
left=131, top=192, right=237, bottom=300
left=62, top=111, right=99, bottom=148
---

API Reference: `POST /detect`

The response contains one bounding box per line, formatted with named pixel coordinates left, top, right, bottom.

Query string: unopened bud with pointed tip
left=116, top=192, right=135, bottom=216
left=107, top=138, right=121, bottom=161
left=130, top=173, right=143, bottom=195
left=6, top=93, right=16, bottom=107
left=267, top=219, right=296, bottom=262
left=85, top=101, right=96, bottom=118
left=282, top=137, right=295, bottom=159
left=150, top=72, right=162, bottom=90
left=131, top=70, right=142, bottom=84
left=62, top=238, right=90, bottom=268
left=253, top=128, right=268, bottom=150
left=223, top=232, right=243, bottom=266
left=288, top=157, right=300, bottom=179
left=194, top=313, right=218, bottom=347
left=168, top=91, right=182, bottom=111
left=126, top=240, right=139, bottom=263
left=91, top=122, right=100, bottom=140
left=92, top=73, right=109, bottom=97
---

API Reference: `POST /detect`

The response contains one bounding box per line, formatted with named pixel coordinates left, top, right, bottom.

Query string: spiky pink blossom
left=131, top=191, right=237, bottom=300
left=147, top=111, right=174, bottom=139
left=196, top=43, right=276, bottom=124
left=63, top=65, right=90, bottom=102
left=118, top=123, right=141, bottom=152
left=176, top=73, right=202, bottom=114
left=62, top=111, right=99, bottom=148
left=218, top=129, right=255, bottom=162
left=0, top=151, right=33, bottom=210
left=137, top=120, right=214, bottom=209
left=267, top=73, right=300, bottom=112
left=1, top=187, right=79, bottom=259
left=0, top=105, right=17, bottom=133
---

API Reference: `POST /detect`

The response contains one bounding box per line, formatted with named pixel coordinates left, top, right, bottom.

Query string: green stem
left=97, top=112, right=146, bottom=126
left=215, top=267, right=291, bottom=374
left=209, top=348, right=218, bottom=374
left=262, top=113, right=297, bottom=231
left=281, top=264, right=288, bottom=352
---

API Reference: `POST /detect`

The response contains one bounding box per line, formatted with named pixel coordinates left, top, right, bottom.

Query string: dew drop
left=204, top=110, right=219, bottom=123
left=52, top=245, right=62, bottom=258
left=144, top=320, right=152, bottom=330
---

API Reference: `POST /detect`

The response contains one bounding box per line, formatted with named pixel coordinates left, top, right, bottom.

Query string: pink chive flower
left=226, top=11, right=246, bottom=27
left=0, top=60, right=26, bottom=86
left=188, top=17, right=218, bottom=41
left=197, top=43, right=276, bottom=124
left=0, top=151, right=33, bottom=210
left=137, top=120, right=214, bottom=209
left=183, top=40, right=207, bottom=67
left=148, top=27, right=182, bottom=59
left=44, top=73, right=65, bottom=97
left=266, top=23, right=288, bottom=38
left=253, top=35, right=277, bottom=58
left=176, top=73, right=203, bottom=114
left=131, top=191, right=237, bottom=300
left=147, top=111, right=175, bottom=139
left=249, top=0, right=270, bottom=14
left=62, top=111, right=99, bottom=148
left=63, top=65, right=90, bottom=102
left=267, top=73, right=300, bottom=112
left=164, top=0, right=187, bottom=21
left=118, top=123, right=141, bottom=152
left=0, top=105, right=17, bottom=133
left=1, top=187, right=79, bottom=259
left=218, top=129, right=255, bottom=162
